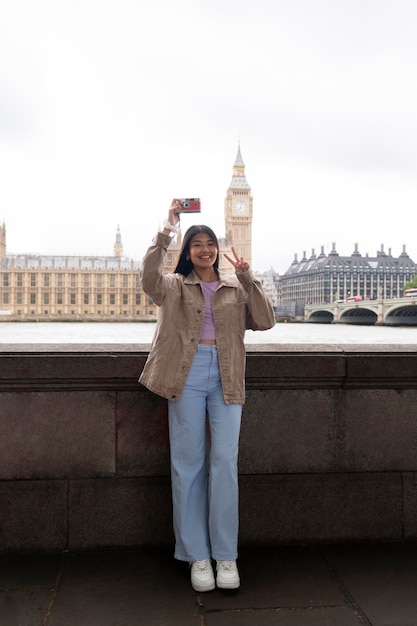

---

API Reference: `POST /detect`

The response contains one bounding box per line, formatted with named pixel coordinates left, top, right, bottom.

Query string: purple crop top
left=200, top=281, right=218, bottom=341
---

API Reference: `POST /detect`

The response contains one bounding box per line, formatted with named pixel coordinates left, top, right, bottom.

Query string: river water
left=0, top=322, right=416, bottom=345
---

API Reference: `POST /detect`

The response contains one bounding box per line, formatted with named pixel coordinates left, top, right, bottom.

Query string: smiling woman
left=138, top=199, right=275, bottom=592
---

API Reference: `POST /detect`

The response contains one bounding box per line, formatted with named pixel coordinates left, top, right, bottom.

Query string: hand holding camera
left=164, top=197, right=202, bottom=235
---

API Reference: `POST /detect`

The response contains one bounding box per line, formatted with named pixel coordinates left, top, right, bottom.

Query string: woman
left=139, top=199, right=275, bottom=592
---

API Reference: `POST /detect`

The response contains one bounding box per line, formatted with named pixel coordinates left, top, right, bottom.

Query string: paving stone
left=0, top=591, right=51, bottom=626
left=205, top=607, right=363, bottom=625
left=203, top=547, right=345, bottom=611
left=323, top=543, right=417, bottom=626
left=47, top=550, right=201, bottom=626
left=0, top=554, right=61, bottom=626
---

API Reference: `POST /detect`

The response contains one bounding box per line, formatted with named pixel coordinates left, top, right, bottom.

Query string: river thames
left=0, top=322, right=416, bottom=345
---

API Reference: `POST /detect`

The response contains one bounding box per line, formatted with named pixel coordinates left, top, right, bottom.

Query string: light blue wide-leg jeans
left=168, top=344, right=242, bottom=563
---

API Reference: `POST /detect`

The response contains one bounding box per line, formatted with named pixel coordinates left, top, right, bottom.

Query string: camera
left=179, top=198, right=201, bottom=213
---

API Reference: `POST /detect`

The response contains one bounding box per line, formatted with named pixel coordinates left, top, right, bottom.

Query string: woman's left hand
left=224, top=246, right=250, bottom=273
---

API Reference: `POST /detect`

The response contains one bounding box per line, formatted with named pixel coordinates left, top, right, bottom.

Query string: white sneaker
left=216, top=560, right=240, bottom=589
left=190, top=559, right=215, bottom=592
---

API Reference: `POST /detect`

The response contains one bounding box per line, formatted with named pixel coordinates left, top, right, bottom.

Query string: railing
left=1, top=343, right=417, bottom=551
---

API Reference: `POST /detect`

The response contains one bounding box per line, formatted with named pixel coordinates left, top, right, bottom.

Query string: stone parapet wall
left=1, top=343, right=417, bottom=552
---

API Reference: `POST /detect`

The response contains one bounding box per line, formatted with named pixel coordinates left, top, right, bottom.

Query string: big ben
left=224, top=144, right=253, bottom=267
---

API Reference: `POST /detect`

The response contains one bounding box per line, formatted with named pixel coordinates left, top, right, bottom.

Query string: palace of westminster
left=1, top=146, right=416, bottom=320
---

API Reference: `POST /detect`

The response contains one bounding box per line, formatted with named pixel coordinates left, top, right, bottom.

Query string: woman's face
left=188, top=232, right=218, bottom=271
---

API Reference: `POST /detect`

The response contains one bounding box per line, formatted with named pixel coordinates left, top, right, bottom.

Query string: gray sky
left=1, top=0, right=417, bottom=273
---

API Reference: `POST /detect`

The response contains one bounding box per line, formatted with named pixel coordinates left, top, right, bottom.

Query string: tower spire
left=234, top=142, right=245, bottom=169
left=114, top=225, right=123, bottom=257
left=230, top=143, right=250, bottom=189
left=0, top=221, right=6, bottom=262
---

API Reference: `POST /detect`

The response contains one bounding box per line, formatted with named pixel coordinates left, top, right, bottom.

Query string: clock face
left=233, top=200, right=248, bottom=215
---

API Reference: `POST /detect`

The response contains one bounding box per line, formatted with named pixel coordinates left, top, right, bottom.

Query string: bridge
left=305, top=297, right=417, bottom=325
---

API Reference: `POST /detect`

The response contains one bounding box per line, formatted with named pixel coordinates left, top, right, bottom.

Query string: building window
left=3, top=274, right=9, bottom=287
left=30, top=293, right=36, bottom=305
left=44, top=293, right=49, bottom=305
left=97, top=294, right=102, bottom=305
left=84, top=294, right=89, bottom=305
left=123, top=276, right=128, bottom=288
left=123, top=294, right=128, bottom=305
left=84, top=275, right=89, bottom=288
left=136, top=294, right=141, bottom=305
left=110, top=294, right=115, bottom=305
left=97, top=274, right=103, bottom=288
left=57, top=274, right=63, bottom=287
left=71, top=275, right=77, bottom=287
left=3, top=293, right=9, bottom=304
left=30, top=274, right=36, bottom=287
left=70, top=294, right=76, bottom=305
left=17, top=273, right=23, bottom=287
left=57, top=293, right=63, bottom=305
left=16, top=293, right=22, bottom=305
left=44, top=274, right=50, bottom=287
left=110, top=276, right=115, bottom=288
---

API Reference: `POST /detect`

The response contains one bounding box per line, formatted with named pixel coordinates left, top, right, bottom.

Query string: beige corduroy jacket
left=138, top=232, right=275, bottom=404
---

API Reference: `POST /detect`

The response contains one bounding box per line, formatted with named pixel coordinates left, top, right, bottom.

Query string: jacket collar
left=184, top=269, right=237, bottom=288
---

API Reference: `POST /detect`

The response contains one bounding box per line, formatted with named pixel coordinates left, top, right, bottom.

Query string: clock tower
left=224, top=144, right=253, bottom=267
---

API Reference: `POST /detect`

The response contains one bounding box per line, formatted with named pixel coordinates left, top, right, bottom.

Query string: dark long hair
left=174, top=225, right=220, bottom=276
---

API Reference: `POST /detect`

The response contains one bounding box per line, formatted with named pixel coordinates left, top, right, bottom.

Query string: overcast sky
left=1, top=0, right=417, bottom=273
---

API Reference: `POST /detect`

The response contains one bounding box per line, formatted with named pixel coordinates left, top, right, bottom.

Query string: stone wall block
left=115, top=391, right=170, bottom=477
left=239, top=473, right=403, bottom=545
left=0, top=353, right=147, bottom=382
left=240, top=389, right=339, bottom=473
left=245, top=353, right=346, bottom=382
left=0, top=391, right=116, bottom=479
left=68, top=478, right=173, bottom=550
left=402, top=472, right=417, bottom=539
left=0, top=480, right=67, bottom=551
left=342, top=389, right=417, bottom=471
left=346, top=354, right=417, bottom=383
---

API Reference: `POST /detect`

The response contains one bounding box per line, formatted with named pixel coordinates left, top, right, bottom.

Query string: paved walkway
left=1, top=543, right=417, bottom=625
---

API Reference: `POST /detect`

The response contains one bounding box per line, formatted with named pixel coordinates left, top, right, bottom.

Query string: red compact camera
left=179, top=198, right=201, bottom=213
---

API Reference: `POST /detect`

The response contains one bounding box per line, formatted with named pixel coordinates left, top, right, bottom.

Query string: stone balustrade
left=1, top=343, right=417, bottom=552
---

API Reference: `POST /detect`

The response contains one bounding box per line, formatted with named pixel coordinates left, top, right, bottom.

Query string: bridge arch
left=384, top=304, right=417, bottom=326
left=308, top=310, right=334, bottom=323
left=339, top=307, right=378, bottom=325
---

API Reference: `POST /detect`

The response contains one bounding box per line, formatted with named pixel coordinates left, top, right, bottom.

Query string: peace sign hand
left=224, top=246, right=250, bottom=273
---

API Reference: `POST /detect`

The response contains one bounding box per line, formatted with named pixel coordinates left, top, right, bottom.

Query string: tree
left=403, top=275, right=417, bottom=291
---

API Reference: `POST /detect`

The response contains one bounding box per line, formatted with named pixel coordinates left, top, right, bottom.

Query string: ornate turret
left=0, top=221, right=6, bottom=262
left=114, top=225, right=123, bottom=257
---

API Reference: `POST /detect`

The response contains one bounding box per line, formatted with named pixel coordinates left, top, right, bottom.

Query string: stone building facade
left=0, top=223, right=155, bottom=319
left=279, top=243, right=417, bottom=306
